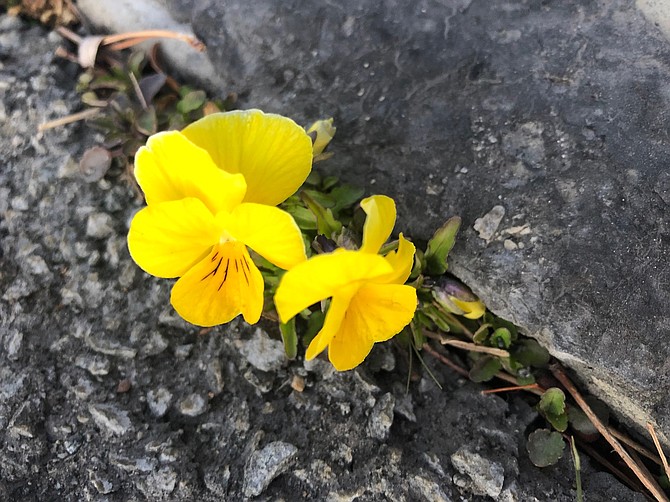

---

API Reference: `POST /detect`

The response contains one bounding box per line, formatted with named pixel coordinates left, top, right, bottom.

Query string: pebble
left=135, top=467, right=177, bottom=499
left=86, top=212, right=114, bottom=239
left=203, top=465, right=230, bottom=496
left=238, top=328, right=286, bottom=372
left=85, top=331, right=137, bottom=359
left=178, top=393, right=208, bottom=417
left=503, top=239, right=518, bottom=251
left=24, top=255, right=50, bottom=275
left=473, top=205, right=505, bottom=243
left=141, top=331, right=169, bottom=356
left=88, top=403, right=133, bottom=436
left=366, top=393, right=395, bottom=440
left=75, top=355, right=110, bottom=376
left=89, top=471, right=115, bottom=495
left=147, top=387, right=173, bottom=417
left=243, top=441, right=298, bottom=497
left=450, top=447, right=504, bottom=498
left=5, top=330, right=23, bottom=360
left=409, top=475, right=451, bottom=502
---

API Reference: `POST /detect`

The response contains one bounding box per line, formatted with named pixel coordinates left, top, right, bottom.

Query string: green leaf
left=424, top=216, right=461, bottom=275
left=490, top=327, right=512, bottom=348
left=526, top=429, right=565, bottom=467
left=422, top=304, right=452, bottom=332
left=472, top=323, right=492, bottom=344
left=177, top=90, right=207, bottom=114
left=301, top=192, right=342, bottom=237
left=279, top=318, right=298, bottom=360
left=283, top=204, right=317, bottom=231
left=322, top=176, right=340, bottom=191
left=539, top=388, right=568, bottom=432
left=510, top=339, right=550, bottom=368
left=135, top=106, right=157, bottom=136
left=330, top=184, right=365, bottom=212
left=303, top=189, right=335, bottom=208
left=469, top=356, right=502, bottom=383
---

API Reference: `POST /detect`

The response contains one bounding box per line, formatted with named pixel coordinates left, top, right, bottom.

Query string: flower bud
left=431, top=277, right=485, bottom=319
left=306, top=118, right=336, bottom=155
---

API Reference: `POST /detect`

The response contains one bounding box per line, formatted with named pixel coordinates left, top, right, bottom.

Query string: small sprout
left=472, top=323, right=492, bottom=344
left=424, top=216, right=461, bottom=275
left=526, top=428, right=565, bottom=467
left=490, top=327, right=512, bottom=349
left=176, top=89, right=207, bottom=114
left=538, top=387, right=568, bottom=432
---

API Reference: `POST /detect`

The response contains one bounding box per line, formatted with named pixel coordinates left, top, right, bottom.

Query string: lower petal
left=170, top=241, right=264, bottom=326
left=327, top=283, right=417, bottom=371
left=305, top=291, right=354, bottom=361
left=128, top=198, right=221, bottom=278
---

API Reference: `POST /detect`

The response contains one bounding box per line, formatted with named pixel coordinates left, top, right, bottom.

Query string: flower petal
left=327, top=283, right=417, bottom=371
left=170, top=241, right=264, bottom=326
left=274, top=251, right=393, bottom=323
left=220, top=203, right=306, bottom=270
left=128, top=198, right=221, bottom=278
left=451, top=298, right=486, bottom=319
left=381, top=233, right=416, bottom=285
left=359, top=195, right=396, bottom=254
left=304, top=292, right=353, bottom=361
left=134, top=130, right=247, bottom=213
left=181, top=110, right=313, bottom=206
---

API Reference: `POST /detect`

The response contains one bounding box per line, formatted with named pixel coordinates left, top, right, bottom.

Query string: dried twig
left=552, top=364, right=669, bottom=502
left=422, top=342, right=469, bottom=377
left=481, top=383, right=541, bottom=395
left=38, top=108, right=101, bottom=131
left=440, top=336, right=510, bottom=358
left=647, top=422, right=670, bottom=480
left=609, top=427, right=664, bottom=467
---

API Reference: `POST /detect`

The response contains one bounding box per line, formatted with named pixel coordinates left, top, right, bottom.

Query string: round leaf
left=527, top=429, right=565, bottom=467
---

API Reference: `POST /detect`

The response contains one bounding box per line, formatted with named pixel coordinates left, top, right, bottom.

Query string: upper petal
left=274, top=250, right=393, bottom=324
left=181, top=110, right=313, bottom=206
left=128, top=198, right=221, bottom=278
left=170, top=241, right=264, bottom=327
left=134, top=130, right=247, bottom=214
left=327, top=283, right=417, bottom=371
left=380, top=233, right=416, bottom=285
left=220, top=203, right=306, bottom=270
left=359, top=195, right=397, bottom=254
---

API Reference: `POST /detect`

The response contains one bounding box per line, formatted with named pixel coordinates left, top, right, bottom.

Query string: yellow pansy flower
left=274, top=195, right=418, bottom=371
left=128, top=110, right=313, bottom=327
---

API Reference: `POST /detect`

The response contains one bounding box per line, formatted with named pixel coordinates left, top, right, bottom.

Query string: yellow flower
left=128, top=110, right=313, bottom=327
left=274, top=195, right=418, bottom=371
left=306, top=118, right=336, bottom=155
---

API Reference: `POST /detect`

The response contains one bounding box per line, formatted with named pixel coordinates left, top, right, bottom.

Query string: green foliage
left=469, top=356, right=502, bottom=383
left=538, top=388, right=568, bottom=432
left=279, top=318, right=298, bottom=360
left=526, top=429, right=565, bottom=467
left=510, top=339, right=551, bottom=368
left=424, top=217, right=461, bottom=275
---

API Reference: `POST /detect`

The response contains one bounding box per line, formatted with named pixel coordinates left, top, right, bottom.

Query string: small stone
left=24, top=255, right=50, bottom=275
left=88, top=403, right=132, bottom=436
left=243, top=441, right=298, bottom=497
left=206, top=359, right=225, bottom=395
left=89, top=471, right=115, bottom=495
left=75, top=355, right=110, bottom=376
left=5, top=330, right=23, bottom=360
left=85, top=331, right=137, bottom=359
left=178, top=393, right=207, bottom=417
left=135, top=466, right=177, bottom=499
left=409, top=475, right=451, bottom=502
left=147, top=387, right=173, bottom=417
left=451, top=447, right=504, bottom=498
left=203, top=466, right=230, bottom=496
left=239, top=328, right=286, bottom=372
left=141, top=331, right=169, bottom=356
left=86, top=212, right=114, bottom=239
left=290, top=375, right=305, bottom=392
left=116, top=379, right=132, bottom=393
left=366, top=393, right=395, bottom=440
left=10, top=196, right=29, bottom=211
left=174, top=344, right=194, bottom=358
left=473, top=205, right=505, bottom=243
left=110, top=455, right=157, bottom=473
left=503, top=239, right=518, bottom=250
